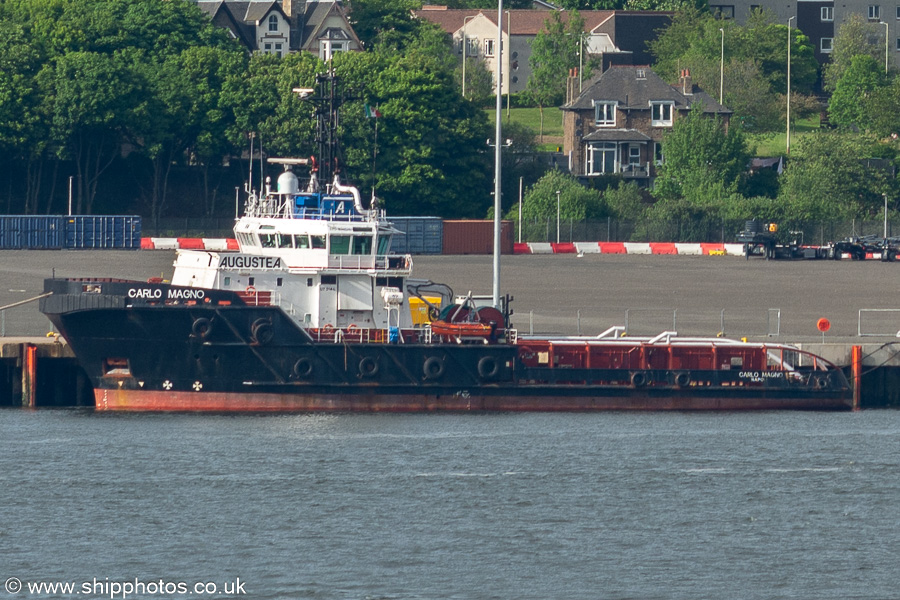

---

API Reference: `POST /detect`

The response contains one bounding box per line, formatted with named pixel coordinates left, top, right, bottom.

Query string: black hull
left=41, top=279, right=853, bottom=412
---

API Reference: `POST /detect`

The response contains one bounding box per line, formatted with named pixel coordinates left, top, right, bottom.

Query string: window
left=654, top=142, right=664, bottom=165
left=629, top=146, right=641, bottom=166
left=586, top=142, right=617, bottom=175
left=821, top=6, right=834, bottom=21
left=329, top=235, right=351, bottom=255
left=277, top=234, right=292, bottom=248
left=650, top=102, right=674, bottom=126
left=376, top=236, right=391, bottom=255
left=466, top=37, right=478, bottom=56
left=294, top=234, right=310, bottom=249
left=821, top=37, right=834, bottom=53
left=709, top=4, right=735, bottom=18
left=869, top=5, right=881, bottom=19
left=274, top=42, right=283, bottom=58
left=896, top=37, right=900, bottom=50
left=484, top=39, right=495, bottom=57
left=352, top=236, right=373, bottom=255
left=260, top=234, right=277, bottom=248
left=594, top=101, right=617, bottom=126
left=897, top=5, right=900, bottom=18
left=311, top=235, right=326, bottom=249
left=268, top=14, right=278, bottom=32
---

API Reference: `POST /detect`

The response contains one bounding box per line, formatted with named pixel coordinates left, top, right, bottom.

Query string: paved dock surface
left=1, top=250, right=898, bottom=343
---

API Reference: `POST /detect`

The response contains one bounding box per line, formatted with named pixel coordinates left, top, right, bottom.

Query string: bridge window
left=294, top=234, right=310, bottom=249
left=352, top=235, right=373, bottom=255
left=330, top=235, right=351, bottom=254
left=377, top=235, right=391, bottom=255
left=277, top=234, right=292, bottom=248
left=311, top=235, right=326, bottom=249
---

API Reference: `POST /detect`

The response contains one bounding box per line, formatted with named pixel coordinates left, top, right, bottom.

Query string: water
left=2, top=409, right=899, bottom=600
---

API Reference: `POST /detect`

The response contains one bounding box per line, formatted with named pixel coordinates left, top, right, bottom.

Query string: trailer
left=736, top=220, right=829, bottom=260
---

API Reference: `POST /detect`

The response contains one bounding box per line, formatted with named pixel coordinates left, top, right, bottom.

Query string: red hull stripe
left=94, top=389, right=852, bottom=412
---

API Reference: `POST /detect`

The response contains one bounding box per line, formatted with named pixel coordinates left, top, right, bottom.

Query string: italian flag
left=365, top=104, right=382, bottom=118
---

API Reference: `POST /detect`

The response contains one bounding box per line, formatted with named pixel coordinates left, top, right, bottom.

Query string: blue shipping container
left=0, top=216, right=66, bottom=249
left=65, top=216, right=142, bottom=249
left=388, top=217, right=442, bottom=255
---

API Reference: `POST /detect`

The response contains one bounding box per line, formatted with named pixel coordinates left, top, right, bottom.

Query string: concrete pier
left=0, top=337, right=92, bottom=407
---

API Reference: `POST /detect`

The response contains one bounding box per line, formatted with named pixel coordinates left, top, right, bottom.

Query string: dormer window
left=636, top=69, right=646, bottom=80
left=268, top=14, right=279, bottom=32
left=593, top=101, right=617, bottom=126
left=650, top=101, right=674, bottom=127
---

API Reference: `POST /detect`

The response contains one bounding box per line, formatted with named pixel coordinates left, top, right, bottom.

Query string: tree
left=654, top=107, right=751, bottom=201
left=527, top=11, right=586, bottom=139
left=828, top=54, right=887, bottom=130
left=336, top=28, right=493, bottom=217
left=516, top=169, right=604, bottom=224
left=0, top=19, right=47, bottom=214
left=823, top=13, right=885, bottom=92
left=864, top=75, right=900, bottom=137
left=38, top=50, right=144, bottom=214
left=346, top=0, right=421, bottom=49
left=650, top=8, right=818, bottom=132
left=778, top=132, right=889, bottom=221
left=603, top=181, right=645, bottom=220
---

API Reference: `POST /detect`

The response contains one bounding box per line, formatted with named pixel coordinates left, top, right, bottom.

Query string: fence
left=515, top=217, right=900, bottom=244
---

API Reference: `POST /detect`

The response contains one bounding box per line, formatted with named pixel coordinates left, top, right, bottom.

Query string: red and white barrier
left=141, top=238, right=239, bottom=250
left=513, top=242, right=746, bottom=256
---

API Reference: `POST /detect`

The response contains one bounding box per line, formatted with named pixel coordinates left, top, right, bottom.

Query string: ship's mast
left=312, top=70, right=344, bottom=186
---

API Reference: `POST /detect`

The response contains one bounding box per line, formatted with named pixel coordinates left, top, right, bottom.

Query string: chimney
left=680, top=68, right=692, bottom=95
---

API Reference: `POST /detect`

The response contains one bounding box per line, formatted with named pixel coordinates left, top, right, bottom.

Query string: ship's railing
left=326, top=254, right=412, bottom=271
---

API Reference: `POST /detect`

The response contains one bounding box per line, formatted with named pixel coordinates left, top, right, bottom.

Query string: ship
left=39, top=72, right=852, bottom=412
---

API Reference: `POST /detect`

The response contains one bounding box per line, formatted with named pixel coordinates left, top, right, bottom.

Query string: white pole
left=883, top=21, right=889, bottom=73
left=556, top=190, right=561, bottom=243
left=68, top=176, right=73, bottom=216
left=518, top=176, right=523, bottom=243
left=787, top=16, right=793, bottom=154
left=492, top=0, right=504, bottom=308
left=719, top=27, right=724, bottom=105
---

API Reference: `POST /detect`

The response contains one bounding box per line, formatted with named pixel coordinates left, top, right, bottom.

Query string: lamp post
left=719, top=27, right=725, bottom=105
left=882, top=21, right=889, bottom=73
left=462, top=15, right=475, bottom=98
left=506, top=10, right=511, bottom=120
left=786, top=16, right=794, bottom=155
left=556, top=190, right=561, bottom=243
left=492, top=1, right=504, bottom=308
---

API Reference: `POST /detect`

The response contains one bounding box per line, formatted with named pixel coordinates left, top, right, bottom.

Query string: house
left=414, top=8, right=672, bottom=95
left=561, top=66, right=731, bottom=182
left=723, top=0, right=894, bottom=67
left=196, top=0, right=362, bottom=60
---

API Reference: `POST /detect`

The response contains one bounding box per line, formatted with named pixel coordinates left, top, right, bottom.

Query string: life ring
left=423, top=356, right=445, bottom=380
left=251, top=318, right=274, bottom=344
left=359, top=356, right=379, bottom=378
left=631, top=371, right=648, bottom=387
left=293, top=357, right=314, bottom=379
left=246, top=286, right=257, bottom=295
left=814, top=374, right=830, bottom=389
left=191, top=317, right=212, bottom=338
left=674, top=372, right=691, bottom=387
left=477, top=355, right=500, bottom=380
